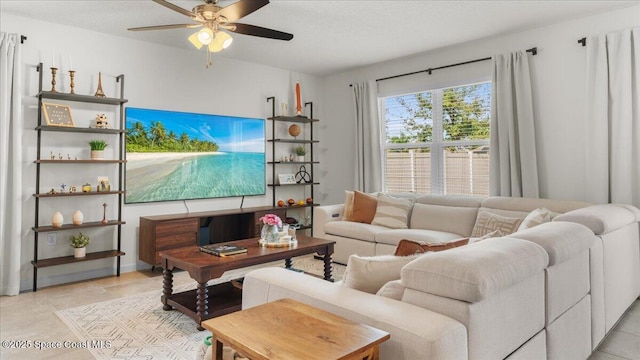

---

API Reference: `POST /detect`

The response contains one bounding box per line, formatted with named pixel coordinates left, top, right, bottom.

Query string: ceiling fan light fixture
left=188, top=31, right=204, bottom=49
left=196, top=27, right=214, bottom=45
left=131, top=0, right=292, bottom=68
left=219, top=31, right=233, bottom=49
left=208, top=31, right=233, bottom=52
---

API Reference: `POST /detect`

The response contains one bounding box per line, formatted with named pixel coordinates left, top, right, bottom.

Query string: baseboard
left=20, top=263, right=138, bottom=293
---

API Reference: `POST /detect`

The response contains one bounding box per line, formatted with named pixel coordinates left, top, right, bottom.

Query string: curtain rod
left=578, top=37, right=586, bottom=46
left=349, top=46, right=537, bottom=86
left=20, top=35, right=27, bottom=44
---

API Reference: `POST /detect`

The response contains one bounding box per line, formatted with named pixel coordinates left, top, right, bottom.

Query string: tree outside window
left=381, top=82, right=491, bottom=195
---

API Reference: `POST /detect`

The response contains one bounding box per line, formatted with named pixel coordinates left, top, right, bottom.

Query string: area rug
left=55, top=257, right=345, bottom=360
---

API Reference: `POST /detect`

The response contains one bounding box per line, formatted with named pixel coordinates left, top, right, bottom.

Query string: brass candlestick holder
left=101, top=203, right=108, bottom=224
left=69, top=70, right=76, bottom=94
left=50, top=67, right=58, bottom=92
left=94, top=72, right=106, bottom=97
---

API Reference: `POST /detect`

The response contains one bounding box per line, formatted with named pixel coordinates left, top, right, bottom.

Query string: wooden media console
left=139, top=205, right=286, bottom=266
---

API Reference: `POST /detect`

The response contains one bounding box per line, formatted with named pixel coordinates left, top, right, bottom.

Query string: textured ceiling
left=1, top=0, right=637, bottom=76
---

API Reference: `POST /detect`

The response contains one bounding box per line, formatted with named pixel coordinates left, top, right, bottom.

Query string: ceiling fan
left=128, top=0, right=293, bottom=67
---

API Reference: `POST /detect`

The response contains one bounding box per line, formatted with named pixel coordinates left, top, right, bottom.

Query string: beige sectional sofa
left=242, top=194, right=640, bottom=359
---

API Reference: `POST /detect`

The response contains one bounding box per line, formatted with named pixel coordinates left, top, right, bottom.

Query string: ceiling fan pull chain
left=206, top=49, right=213, bottom=68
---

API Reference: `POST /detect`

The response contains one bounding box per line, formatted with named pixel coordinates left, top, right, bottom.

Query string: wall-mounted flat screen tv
left=125, top=107, right=265, bottom=204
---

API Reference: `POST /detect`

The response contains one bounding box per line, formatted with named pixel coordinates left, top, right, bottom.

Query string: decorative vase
left=296, top=155, right=305, bottom=162
left=261, top=224, right=279, bottom=244
left=52, top=211, right=63, bottom=228
left=72, top=210, right=84, bottom=225
left=90, top=150, right=104, bottom=160
left=74, top=247, right=86, bottom=258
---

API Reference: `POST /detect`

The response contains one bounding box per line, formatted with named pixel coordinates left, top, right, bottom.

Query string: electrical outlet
left=47, top=233, right=57, bottom=246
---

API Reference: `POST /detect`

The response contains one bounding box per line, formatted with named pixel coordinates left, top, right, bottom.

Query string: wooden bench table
left=202, top=298, right=390, bottom=360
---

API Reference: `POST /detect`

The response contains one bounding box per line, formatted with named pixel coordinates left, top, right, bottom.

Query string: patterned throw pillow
left=371, top=194, right=413, bottom=229
left=471, top=211, right=523, bottom=237
left=347, top=191, right=378, bottom=224
left=469, top=229, right=504, bottom=243
left=342, top=190, right=355, bottom=220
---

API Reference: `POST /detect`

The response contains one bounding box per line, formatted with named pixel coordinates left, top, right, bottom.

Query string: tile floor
left=1, top=267, right=639, bottom=360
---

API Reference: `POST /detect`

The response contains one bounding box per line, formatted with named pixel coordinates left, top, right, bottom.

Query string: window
left=381, top=82, right=491, bottom=196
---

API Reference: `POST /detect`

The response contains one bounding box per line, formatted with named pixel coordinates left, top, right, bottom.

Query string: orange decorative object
left=298, top=200, right=305, bottom=206
left=287, top=198, right=296, bottom=206
left=295, top=82, right=302, bottom=115
left=277, top=200, right=285, bottom=207
left=288, top=124, right=301, bottom=137
left=306, top=197, right=313, bottom=204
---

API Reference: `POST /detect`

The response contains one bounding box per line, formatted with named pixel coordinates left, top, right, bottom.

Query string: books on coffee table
left=200, top=244, right=248, bottom=257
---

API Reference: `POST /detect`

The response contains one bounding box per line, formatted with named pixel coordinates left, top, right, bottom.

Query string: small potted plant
left=70, top=232, right=90, bottom=258
left=294, top=145, right=307, bottom=162
left=89, top=140, right=108, bottom=160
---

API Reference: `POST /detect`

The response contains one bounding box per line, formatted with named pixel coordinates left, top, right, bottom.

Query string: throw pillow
left=394, top=238, right=470, bottom=256
left=371, top=194, right=412, bottom=229
left=469, top=229, right=504, bottom=243
left=518, top=207, right=553, bottom=231
left=518, top=208, right=560, bottom=231
left=348, top=191, right=378, bottom=224
left=376, top=280, right=406, bottom=300
left=342, top=190, right=355, bottom=220
left=342, top=254, right=422, bottom=294
left=471, top=211, right=523, bottom=237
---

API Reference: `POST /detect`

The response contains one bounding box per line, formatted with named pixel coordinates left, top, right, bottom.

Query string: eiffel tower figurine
left=94, top=72, right=106, bottom=97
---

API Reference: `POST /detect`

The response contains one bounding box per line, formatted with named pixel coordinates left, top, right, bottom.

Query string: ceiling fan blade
left=128, top=23, right=202, bottom=31
left=152, top=0, right=199, bottom=19
left=217, top=0, right=269, bottom=22
left=227, top=23, right=293, bottom=41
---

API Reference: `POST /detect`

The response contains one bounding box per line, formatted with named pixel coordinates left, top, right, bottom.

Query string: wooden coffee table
left=159, top=235, right=335, bottom=330
left=202, top=298, right=390, bottom=360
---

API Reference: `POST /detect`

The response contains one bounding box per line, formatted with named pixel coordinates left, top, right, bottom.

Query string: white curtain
left=489, top=50, right=539, bottom=198
left=585, top=28, right=640, bottom=207
left=0, top=33, right=22, bottom=296
left=352, top=80, right=382, bottom=192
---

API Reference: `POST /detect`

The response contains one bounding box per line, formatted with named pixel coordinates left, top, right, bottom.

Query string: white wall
left=1, top=14, right=322, bottom=291
left=320, top=4, right=640, bottom=206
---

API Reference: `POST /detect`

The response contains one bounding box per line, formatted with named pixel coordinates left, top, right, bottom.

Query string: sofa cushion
left=471, top=210, right=523, bottom=237
left=343, top=254, right=422, bottom=294
left=553, top=204, right=636, bottom=235
left=511, top=221, right=595, bottom=265
left=371, top=194, right=412, bottom=229
left=410, top=203, right=478, bottom=236
left=348, top=191, right=378, bottom=223
left=375, top=229, right=464, bottom=247
left=401, top=237, right=549, bottom=302
left=414, top=194, right=484, bottom=207
left=324, top=221, right=388, bottom=242
left=481, top=196, right=589, bottom=214
left=394, top=238, right=469, bottom=256
left=617, top=204, right=640, bottom=220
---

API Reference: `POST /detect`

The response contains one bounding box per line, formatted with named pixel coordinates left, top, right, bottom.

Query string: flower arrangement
left=259, top=214, right=282, bottom=227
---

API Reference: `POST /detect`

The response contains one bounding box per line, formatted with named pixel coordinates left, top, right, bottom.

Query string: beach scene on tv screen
left=125, top=107, right=265, bottom=203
